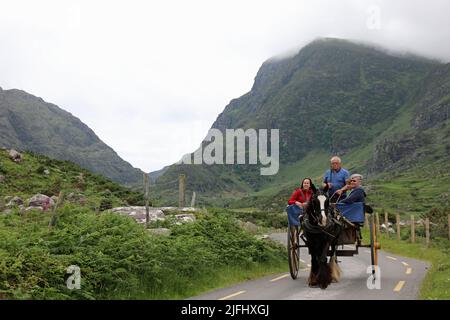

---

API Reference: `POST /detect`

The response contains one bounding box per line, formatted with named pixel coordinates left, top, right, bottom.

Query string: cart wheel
left=369, top=215, right=380, bottom=280
left=287, top=224, right=300, bottom=279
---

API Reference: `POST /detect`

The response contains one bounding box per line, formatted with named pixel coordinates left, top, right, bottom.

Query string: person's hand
left=336, top=189, right=343, bottom=195
left=295, top=201, right=302, bottom=208
left=327, top=182, right=333, bottom=189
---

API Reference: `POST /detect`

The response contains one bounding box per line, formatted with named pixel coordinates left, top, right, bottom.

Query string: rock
left=175, top=214, right=196, bottom=223
left=0, top=175, right=5, bottom=183
left=28, top=194, right=54, bottom=208
left=44, top=169, right=50, bottom=175
left=238, top=220, right=259, bottom=234
left=25, top=206, right=43, bottom=212
left=8, top=149, right=23, bottom=163
left=147, top=228, right=171, bottom=236
left=159, top=207, right=202, bottom=214
left=6, top=196, right=24, bottom=208
left=111, top=206, right=165, bottom=224
left=181, top=207, right=202, bottom=212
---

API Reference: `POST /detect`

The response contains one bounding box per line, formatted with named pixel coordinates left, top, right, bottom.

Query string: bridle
left=302, top=194, right=338, bottom=239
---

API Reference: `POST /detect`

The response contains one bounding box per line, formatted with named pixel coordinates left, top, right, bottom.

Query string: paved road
left=189, top=233, right=430, bottom=300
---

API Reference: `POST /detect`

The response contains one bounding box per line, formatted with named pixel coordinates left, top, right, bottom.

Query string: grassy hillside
left=0, top=148, right=143, bottom=209
left=0, top=150, right=286, bottom=299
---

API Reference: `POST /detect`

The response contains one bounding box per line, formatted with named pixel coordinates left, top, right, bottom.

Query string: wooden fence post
left=425, top=217, right=430, bottom=247
left=411, top=215, right=415, bottom=243
left=396, top=214, right=401, bottom=241
left=448, top=214, right=450, bottom=242
left=179, top=174, right=185, bottom=208
left=144, top=173, right=150, bottom=229
left=48, top=191, right=64, bottom=228
left=376, top=212, right=380, bottom=236
left=385, top=212, right=389, bottom=238
left=364, top=213, right=369, bottom=228
left=190, top=191, right=196, bottom=207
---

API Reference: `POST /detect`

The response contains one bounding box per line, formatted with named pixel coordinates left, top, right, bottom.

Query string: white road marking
left=270, top=274, right=290, bottom=282
left=386, top=256, right=397, bottom=261
left=394, top=281, right=405, bottom=292
left=402, top=262, right=409, bottom=266
left=218, top=290, right=246, bottom=300
left=300, top=259, right=306, bottom=263
left=406, top=268, right=412, bottom=275
left=307, top=264, right=311, bottom=267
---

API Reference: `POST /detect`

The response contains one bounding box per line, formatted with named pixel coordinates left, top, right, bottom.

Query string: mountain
left=153, top=38, right=449, bottom=214
left=0, top=87, right=144, bottom=186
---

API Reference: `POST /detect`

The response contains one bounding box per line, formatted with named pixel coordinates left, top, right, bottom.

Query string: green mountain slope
left=0, top=88, right=144, bottom=186
left=0, top=148, right=144, bottom=209
left=154, top=38, right=449, bottom=215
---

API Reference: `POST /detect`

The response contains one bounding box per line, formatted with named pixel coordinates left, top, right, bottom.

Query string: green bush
left=0, top=205, right=285, bottom=299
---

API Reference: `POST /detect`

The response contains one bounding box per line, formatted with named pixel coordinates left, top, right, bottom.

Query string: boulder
left=8, top=149, right=23, bottom=163
left=28, top=194, right=55, bottom=208
left=238, top=220, right=259, bottom=234
left=111, top=206, right=165, bottom=224
left=6, top=196, right=24, bottom=208
left=181, top=207, right=202, bottom=212
left=175, top=214, right=196, bottom=223
left=25, top=206, right=43, bottom=212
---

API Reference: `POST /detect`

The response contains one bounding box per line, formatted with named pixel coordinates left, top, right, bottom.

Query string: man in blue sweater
left=322, top=156, right=350, bottom=202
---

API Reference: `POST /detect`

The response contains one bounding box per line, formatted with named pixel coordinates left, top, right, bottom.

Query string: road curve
left=188, top=232, right=430, bottom=300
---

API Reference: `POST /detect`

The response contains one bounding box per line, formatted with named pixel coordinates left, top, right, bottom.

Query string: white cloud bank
left=0, top=0, right=449, bottom=172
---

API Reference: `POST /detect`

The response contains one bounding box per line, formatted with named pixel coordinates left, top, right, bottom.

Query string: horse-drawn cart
left=287, top=199, right=380, bottom=287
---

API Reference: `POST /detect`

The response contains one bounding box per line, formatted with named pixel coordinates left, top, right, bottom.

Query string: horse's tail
left=329, top=256, right=341, bottom=283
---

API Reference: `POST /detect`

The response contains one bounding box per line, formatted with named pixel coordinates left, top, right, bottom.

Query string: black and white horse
left=302, top=188, right=342, bottom=289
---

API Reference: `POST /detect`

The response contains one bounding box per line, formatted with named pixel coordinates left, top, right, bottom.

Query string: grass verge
left=362, top=229, right=450, bottom=299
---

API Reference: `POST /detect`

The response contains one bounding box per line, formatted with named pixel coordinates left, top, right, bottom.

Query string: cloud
left=0, top=0, right=449, bottom=172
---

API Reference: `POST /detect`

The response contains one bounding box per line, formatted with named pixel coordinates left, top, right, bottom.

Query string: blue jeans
left=286, top=204, right=303, bottom=226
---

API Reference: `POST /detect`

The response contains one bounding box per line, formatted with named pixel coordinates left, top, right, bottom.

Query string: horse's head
left=305, top=189, right=329, bottom=227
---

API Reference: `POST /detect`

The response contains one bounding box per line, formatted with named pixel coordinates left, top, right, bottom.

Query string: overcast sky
left=1, top=0, right=449, bottom=172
